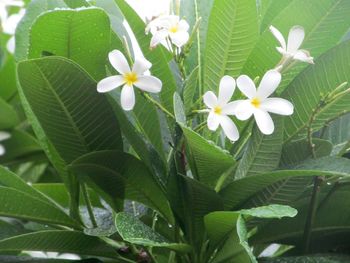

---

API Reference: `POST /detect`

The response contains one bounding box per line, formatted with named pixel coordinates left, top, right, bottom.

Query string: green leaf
left=115, top=212, right=191, bottom=253
left=114, top=0, right=177, bottom=112
left=220, top=157, right=350, bottom=210
left=243, top=0, right=350, bottom=92
left=280, top=138, right=333, bottom=167
left=17, top=56, right=123, bottom=169
left=235, top=118, right=284, bottom=179
left=236, top=216, right=257, bottom=263
left=0, top=56, right=17, bottom=100
left=0, top=130, right=42, bottom=163
left=261, top=255, right=350, bottom=263
left=70, top=150, right=173, bottom=223
left=174, top=93, right=186, bottom=125
left=181, top=126, right=236, bottom=188
left=28, top=7, right=112, bottom=80
left=204, top=0, right=258, bottom=92
left=0, top=97, right=19, bottom=129
left=183, top=66, right=199, bottom=114
left=238, top=204, right=297, bottom=219
left=258, top=0, right=292, bottom=32
left=0, top=186, right=79, bottom=228
left=63, top=0, right=90, bottom=8
left=283, top=41, right=350, bottom=142
left=167, top=174, right=223, bottom=250
left=15, top=0, right=67, bottom=61
left=0, top=230, right=118, bottom=259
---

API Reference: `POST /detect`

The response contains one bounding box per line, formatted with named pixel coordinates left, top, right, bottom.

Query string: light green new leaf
left=238, top=204, right=297, bottom=219
left=174, top=93, right=186, bottom=125
left=220, top=157, right=350, bottom=210
left=0, top=186, right=79, bottom=228
left=0, top=230, right=118, bottom=258
left=235, top=118, right=284, bottom=179
left=15, top=0, right=67, bottom=61
left=204, top=0, right=258, bottom=92
left=242, top=0, right=350, bottom=92
left=183, top=67, right=199, bottom=114
left=115, top=212, right=191, bottom=253
left=181, top=126, right=236, bottom=188
left=283, top=41, right=350, bottom=142
left=29, top=7, right=111, bottom=80
left=70, top=151, right=173, bottom=223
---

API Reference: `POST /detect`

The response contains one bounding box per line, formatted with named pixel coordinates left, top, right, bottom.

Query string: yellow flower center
left=214, top=106, right=222, bottom=115
left=124, top=72, right=138, bottom=86
left=251, top=97, right=261, bottom=108
left=169, top=25, right=179, bottom=33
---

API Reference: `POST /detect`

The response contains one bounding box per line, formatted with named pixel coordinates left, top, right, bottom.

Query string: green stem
left=81, top=183, right=98, bottom=228
left=302, top=176, right=323, bottom=254
left=142, top=93, right=175, bottom=119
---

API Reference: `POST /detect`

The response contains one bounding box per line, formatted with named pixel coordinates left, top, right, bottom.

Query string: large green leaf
left=203, top=0, right=258, bottom=92
left=242, top=0, right=350, bottom=92
left=283, top=41, right=350, bottom=142
left=220, top=157, right=350, bottom=210
left=235, top=118, right=284, bottom=179
left=258, top=0, right=292, bottom=32
left=181, top=126, right=236, bottom=188
left=114, top=0, right=177, bottom=112
left=28, top=7, right=111, bottom=80
left=115, top=212, right=191, bottom=253
left=0, top=186, right=79, bottom=228
left=15, top=0, right=67, bottom=61
left=70, top=151, right=173, bottom=223
left=0, top=231, right=118, bottom=259
left=17, top=56, right=123, bottom=166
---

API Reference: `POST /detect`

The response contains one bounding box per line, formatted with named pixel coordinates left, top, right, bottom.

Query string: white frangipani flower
left=97, top=50, right=162, bottom=111
left=0, top=131, right=11, bottom=156
left=203, top=76, right=240, bottom=142
left=1, top=8, right=25, bottom=53
left=146, top=15, right=189, bottom=48
left=270, top=25, right=314, bottom=64
left=235, top=70, right=294, bottom=135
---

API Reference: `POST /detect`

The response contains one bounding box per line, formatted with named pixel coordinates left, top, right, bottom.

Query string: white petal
left=203, top=91, right=218, bottom=109
left=178, top=19, right=189, bottom=32
left=269, top=25, right=287, bottom=51
left=276, top=47, right=287, bottom=56
left=287, top=25, right=305, bottom=53
left=257, top=70, right=281, bottom=99
left=236, top=75, right=257, bottom=99
left=260, top=98, right=294, bottom=115
left=6, top=36, right=15, bottom=54
left=0, top=144, right=5, bottom=156
left=97, top=75, right=125, bottom=93
left=150, top=29, right=168, bottom=48
left=108, top=50, right=131, bottom=74
left=121, top=85, right=135, bottom=111
left=0, top=131, right=11, bottom=141
left=254, top=109, right=274, bottom=135
left=170, top=31, right=189, bottom=47
left=207, top=111, right=220, bottom=131
left=234, top=100, right=254, bottom=120
left=134, top=76, right=162, bottom=93
left=293, top=50, right=314, bottom=64
left=2, top=10, right=24, bottom=35
left=132, top=57, right=152, bottom=75
left=221, top=101, right=240, bottom=115
left=218, top=76, right=236, bottom=105
left=219, top=115, right=239, bottom=141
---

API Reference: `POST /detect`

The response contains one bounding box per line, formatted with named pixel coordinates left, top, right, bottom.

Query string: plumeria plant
left=0, top=0, right=350, bottom=262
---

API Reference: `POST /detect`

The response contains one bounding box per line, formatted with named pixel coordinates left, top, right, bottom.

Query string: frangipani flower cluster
left=146, top=15, right=190, bottom=49
left=0, top=131, right=11, bottom=156
left=203, top=70, right=294, bottom=140
left=97, top=50, right=162, bottom=111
